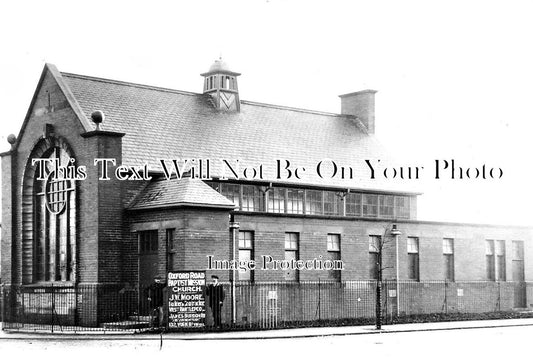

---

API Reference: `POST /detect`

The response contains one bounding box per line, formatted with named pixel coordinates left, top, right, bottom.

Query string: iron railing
left=1, top=280, right=531, bottom=332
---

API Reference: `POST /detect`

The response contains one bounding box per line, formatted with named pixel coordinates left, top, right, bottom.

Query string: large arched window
left=23, top=137, right=76, bottom=283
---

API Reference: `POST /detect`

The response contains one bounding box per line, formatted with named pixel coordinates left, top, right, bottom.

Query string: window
left=407, top=237, right=419, bottom=280
left=267, top=187, right=285, bottom=213
left=238, top=231, right=254, bottom=281
left=395, top=196, right=410, bottom=219
left=242, top=185, right=263, bottom=212
left=140, top=230, right=158, bottom=254
left=324, top=191, right=342, bottom=216
left=486, top=240, right=506, bottom=281
left=166, top=229, right=175, bottom=271
left=285, top=233, right=299, bottom=281
left=220, top=183, right=240, bottom=208
left=286, top=188, right=304, bottom=214
left=379, top=195, right=394, bottom=218
left=34, top=146, right=75, bottom=282
left=327, top=234, right=341, bottom=252
left=443, top=238, right=454, bottom=281
left=327, top=234, right=341, bottom=281
left=486, top=240, right=495, bottom=281
left=206, top=182, right=414, bottom=219
left=345, top=193, right=362, bottom=216
left=512, top=241, right=525, bottom=282
left=305, top=190, right=323, bottom=215
left=369, top=236, right=381, bottom=279
left=362, top=194, right=378, bottom=217
left=495, top=240, right=506, bottom=281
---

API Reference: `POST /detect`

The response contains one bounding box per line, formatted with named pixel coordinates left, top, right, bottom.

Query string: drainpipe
left=229, top=218, right=240, bottom=326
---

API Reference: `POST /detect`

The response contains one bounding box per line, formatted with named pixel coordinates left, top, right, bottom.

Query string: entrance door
left=512, top=241, right=526, bottom=308
left=138, top=230, right=159, bottom=314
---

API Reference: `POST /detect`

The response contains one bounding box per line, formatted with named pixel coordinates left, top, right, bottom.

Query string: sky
left=0, top=0, right=532, bottom=225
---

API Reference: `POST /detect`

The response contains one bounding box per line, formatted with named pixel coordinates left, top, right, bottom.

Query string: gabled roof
left=130, top=177, right=235, bottom=210
left=11, top=64, right=93, bottom=152
left=59, top=69, right=418, bottom=194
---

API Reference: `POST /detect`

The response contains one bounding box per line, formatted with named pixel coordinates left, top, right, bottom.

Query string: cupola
left=201, top=58, right=241, bottom=111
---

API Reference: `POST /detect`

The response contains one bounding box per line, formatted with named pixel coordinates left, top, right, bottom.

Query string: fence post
left=444, top=280, right=448, bottom=314
left=318, top=279, right=321, bottom=321
left=497, top=281, right=502, bottom=311
left=51, top=285, right=54, bottom=333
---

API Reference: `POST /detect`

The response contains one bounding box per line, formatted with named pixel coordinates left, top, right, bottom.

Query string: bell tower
left=201, top=58, right=241, bottom=111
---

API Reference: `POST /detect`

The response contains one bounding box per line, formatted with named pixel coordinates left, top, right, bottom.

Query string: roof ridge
left=61, top=72, right=199, bottom=97
left=240, top=99, right=343, bottom=117
left=61, top=71, right=347, bottom=118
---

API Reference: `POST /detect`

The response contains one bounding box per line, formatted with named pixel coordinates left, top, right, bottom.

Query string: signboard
left=167, top=271, right=206, bottom=329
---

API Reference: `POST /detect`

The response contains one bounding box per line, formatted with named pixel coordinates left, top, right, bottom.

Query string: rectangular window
left=495, top=240, right=506, bottom=281
left=443, top=238, right=454, bottom=281
left=220, top=183, right=241, bottom=209
left=327, top=234, right=341, bottom=281
left=512, top=241, right=525, bottom=282
left=369, top=235, right=380, bottom=279
left=305, top=190, right=323, bottom=215
left=238, top=231, right=254, bottom=281
left=139, top=230, right=158, bottom=254
left=286, top=188, right=304, bottom=214
left=323, top=191, right=342, bottom=215
left=242, top=185, right=263, bottom=212
left=407, top=237, right=419, bottom=280
left=395, top=196, right=410, bottom=219
left=362, top=194, right=378, bottom=218
left=345, top=193, right=362, bottom=216
left=166, top=228, right=175, bottom=271
left=379, top=195, right=394, bottom=218
left=267, top=187, right=285, bottom=213
left=285, top=233, right=299, bottom=281
left=486, top=240, right=495, bottom=281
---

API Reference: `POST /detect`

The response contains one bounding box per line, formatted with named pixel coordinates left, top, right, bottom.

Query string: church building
left=1, top=59, right=532, bottom=327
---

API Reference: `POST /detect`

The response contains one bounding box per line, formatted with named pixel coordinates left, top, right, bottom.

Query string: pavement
left=2, top=318, right=533, bottom=340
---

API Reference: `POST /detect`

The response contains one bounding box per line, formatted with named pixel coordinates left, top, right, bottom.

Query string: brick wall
left=233, top=213, right=533, bottom=284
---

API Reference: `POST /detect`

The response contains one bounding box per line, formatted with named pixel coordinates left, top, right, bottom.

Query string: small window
left=220, top=183, right=241, bottom=208
left=327, top=234, right=341, bottom=252
left=369, top=235, right=381, bottom=280
left=326, top=234, right=341, bottom=281
left=285, top=233, right=299, bottom=281
left=285, top=232, right=299, bottom=250
left=267, top=187, right=285, bottom=213
left=407, top=237, right=419, bottom=280
left=443, top=238, right=454, bottom=281
left=378, top=195, right=394, bottom=218
left=395, top=196, right=410, bottom=219
left=369, top=235, right=380, bottom=253
left=345, top=193, right=362, bottom=216
left=286, top=188, right=304, bottom=214
left=238, top=231, right=254, bottom=281
left=139, top=230, right=158, bottom=253
left=305, top=190, right=323, bottom=215
left=362, top=194, right=378, bottom=217
left=443, top=238, right=454, bottom=255
left=407, top=237, right=419, bottom=253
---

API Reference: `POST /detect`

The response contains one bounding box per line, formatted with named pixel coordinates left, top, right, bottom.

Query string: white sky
left=0, top=0, right=532, bottom=225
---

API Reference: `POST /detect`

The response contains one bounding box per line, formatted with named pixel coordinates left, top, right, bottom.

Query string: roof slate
left=60, top=71, right=418, bottom=194
left=130, top=177, right=235, bottom=210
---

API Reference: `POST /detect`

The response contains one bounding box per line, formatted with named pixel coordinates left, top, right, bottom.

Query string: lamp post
left=390, top=224, right=402, bottom=317
left=229, top=220, right=240, bottom=326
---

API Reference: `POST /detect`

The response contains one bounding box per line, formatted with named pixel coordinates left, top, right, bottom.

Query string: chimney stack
left=339, top=89, right=377, bottom=134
